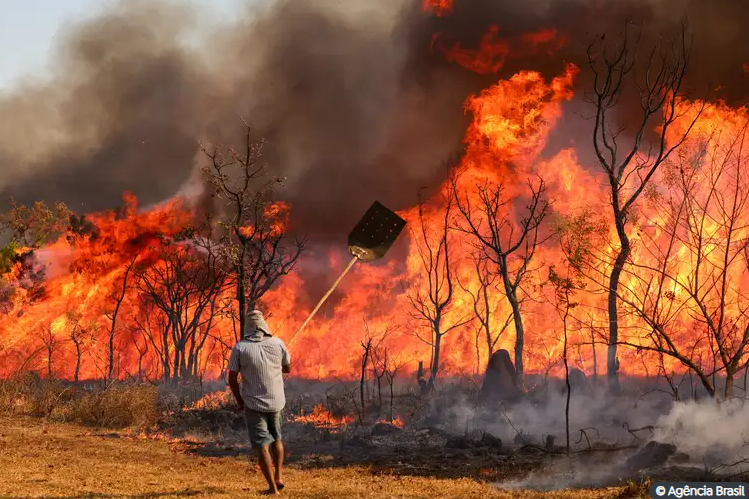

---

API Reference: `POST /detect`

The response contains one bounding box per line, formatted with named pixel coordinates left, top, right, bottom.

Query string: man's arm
left=228, top=371, right=244, bottom=410
left=281, top=342, right=291, bottom=374
left=227, top=347, right=244, bottom=410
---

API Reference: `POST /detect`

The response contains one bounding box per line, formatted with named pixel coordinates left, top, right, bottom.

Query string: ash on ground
left=148, top=374, right=749, bottom=488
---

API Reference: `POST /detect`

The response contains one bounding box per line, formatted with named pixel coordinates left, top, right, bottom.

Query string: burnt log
left=478, top=349, right=523, bottom=406
left=371, top=422, right=403, bottom=437
left=625, top=440, right=677, bottom=471
left=480, top=432, right=503, bottom=450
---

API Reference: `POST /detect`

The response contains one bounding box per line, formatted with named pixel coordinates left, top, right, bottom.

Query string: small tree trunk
left=429, top=329, right=442, bottom=390
left=74, top=341, right=82, bottom=383
left=46, top=347, right=54, bottom=380
left=360, top=343, right=371, bottom=414
left=563, top=311, right=571, bottom=455
left=508, top=297, right=524, bottom=387
left=377, top=375, right=382, bottom=407
left=607, top=227, right=630, bottom=393
left=724, top=370, right=735, bottom=399
left=389, top=379, right=395, bottom=422
left=591, top=326, right=597, bottom=386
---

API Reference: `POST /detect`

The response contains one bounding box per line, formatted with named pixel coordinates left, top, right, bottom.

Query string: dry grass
left=0, top=415, right=649, bottom=499
left=0, top=374, right=158, bottom=428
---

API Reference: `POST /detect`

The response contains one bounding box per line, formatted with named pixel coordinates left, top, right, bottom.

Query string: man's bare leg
left=270, top=440, right=284, bottom=487
left=257, top=446, right=278, bottom=494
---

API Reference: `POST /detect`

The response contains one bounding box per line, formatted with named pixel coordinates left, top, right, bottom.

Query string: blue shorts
left=243, top=408, right=283, bottom=448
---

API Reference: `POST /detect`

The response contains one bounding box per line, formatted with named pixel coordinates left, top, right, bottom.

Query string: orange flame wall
left=1, top=7, right=748, bottom=383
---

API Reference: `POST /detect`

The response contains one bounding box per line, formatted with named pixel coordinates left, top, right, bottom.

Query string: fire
left=292, top=404, right=354, bottom=428
left=377, top=418, right=405, bottom=429
left=1, top=2, right=748, bottom=387
left=434, top=25, right=566, bottom=75
left=188, top=390, right=234, bottom=411
left=423, top=0, right=454, bottom=17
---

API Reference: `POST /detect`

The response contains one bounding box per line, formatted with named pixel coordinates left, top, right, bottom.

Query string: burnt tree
left=618, top=122, right=749, bottom=398
left=584, top=20, right=704, bottom=391
left=66, top=311, right=90, bottom=383
left=200, top=120, right=305, bottom=341
left=458, top=252, right=513, bottom=374
left=134, top=297, right=172, bottom=381
left=38, top=322, right=57, bottom=380
left=406, top=187, right=469, bottom=392
left=134, top=236, right=229, bottom=382
left=548, top=214, right=593, bottom=454
left=453, top=175, right=549, bottom=386
left=130, top=322, right=151, bottom=382
left=104, top=253, right=139, bottom=382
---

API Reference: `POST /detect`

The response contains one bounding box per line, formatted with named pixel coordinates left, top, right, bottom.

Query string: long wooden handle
left=287, top=255, right=359, bottom=346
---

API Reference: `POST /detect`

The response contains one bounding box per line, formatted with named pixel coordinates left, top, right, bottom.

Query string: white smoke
left=434, top=378, right=749, bottom=490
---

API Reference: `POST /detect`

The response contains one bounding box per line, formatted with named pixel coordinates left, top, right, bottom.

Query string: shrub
left=0, top=374, right=158, bottom=429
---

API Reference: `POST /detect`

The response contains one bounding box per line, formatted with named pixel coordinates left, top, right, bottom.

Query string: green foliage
left=0, top=240, right=22, bottom=275
left=552, top=209, right=606, bottom=274
left=0, top=199, right=72, bottom=248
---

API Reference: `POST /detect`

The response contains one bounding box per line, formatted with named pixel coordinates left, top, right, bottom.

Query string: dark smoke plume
left=0, top=0, right=747, bottom=242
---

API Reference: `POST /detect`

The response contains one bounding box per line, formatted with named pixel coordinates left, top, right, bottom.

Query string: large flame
left=1, top=4, right=748, bottom=384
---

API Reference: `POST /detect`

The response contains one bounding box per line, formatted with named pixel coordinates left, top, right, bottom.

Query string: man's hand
left=228, top=370, right=244, bottom=411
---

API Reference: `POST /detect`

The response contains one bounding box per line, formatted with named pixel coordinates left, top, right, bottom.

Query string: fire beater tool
left=287, top=201, right=406, bottom=346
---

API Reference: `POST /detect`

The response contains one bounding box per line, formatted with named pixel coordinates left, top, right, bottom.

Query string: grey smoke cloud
left=0, top=0, right=747, bottom=241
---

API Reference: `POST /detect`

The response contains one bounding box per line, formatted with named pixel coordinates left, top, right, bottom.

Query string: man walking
left=228, top=309, right=291, bottom=495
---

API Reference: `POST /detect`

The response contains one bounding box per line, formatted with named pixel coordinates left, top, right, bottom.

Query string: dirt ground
left=0, top=415, right=648, bottom=499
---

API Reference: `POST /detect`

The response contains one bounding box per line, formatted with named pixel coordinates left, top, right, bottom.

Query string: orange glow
left=433, top=25, right=566, bottom=75
left=2, top=6, right=748, bottom=386
left=423, top=0, right=454, bottom=17
left=292, top=404, right=354, bottom=427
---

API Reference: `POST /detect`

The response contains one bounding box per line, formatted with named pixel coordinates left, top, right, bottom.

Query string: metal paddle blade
left=347, top=201, right=406, bottom=262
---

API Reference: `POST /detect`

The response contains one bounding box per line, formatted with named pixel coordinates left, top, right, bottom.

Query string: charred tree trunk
left=591, top=325, right=597, bottom=385
left=72, top=338, right=82, bottom=383
left=563, top=313, right=571, bottom=455
left=428, top=325, right=442, bottom=391
left=607, top=221, right=629, bottom=392
left=46, top=345, right=54, bottom=380
left=237, top=243, right=248, bottom=341
left=507, top=292, right=524, bottom=385
left=106, top=256, right=137, bottom=382
left=724, top=364, right=738, bottom=399
left=360, top=339, right=372, bottom=413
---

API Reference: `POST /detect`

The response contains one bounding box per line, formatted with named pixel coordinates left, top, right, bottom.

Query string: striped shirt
left=228, top=335, right=291, bottom=412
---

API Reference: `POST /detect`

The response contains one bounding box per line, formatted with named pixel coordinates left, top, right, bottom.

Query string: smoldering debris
left=433, top=387, right=749, bottom=489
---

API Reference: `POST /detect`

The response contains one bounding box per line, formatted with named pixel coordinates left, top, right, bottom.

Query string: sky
left=0, top=0, right=246, bottom=91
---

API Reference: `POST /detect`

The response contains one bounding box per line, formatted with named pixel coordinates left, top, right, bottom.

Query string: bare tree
left=359, top=336, right=373, bottom=416
left=548, top=213, right=594, bottom=454
left=381, top=348, right=407, bottom=423
left=617, top=123, right=749, bottom=398
left=406, top=187, right=469, bottom=392
left=453, top=175, right=549, bottom=386
left=200, top=120, right=306, bottom=341
left=134, top=236, right=229, bottom=382
left=134, top=295, right=172, bottom=381
left=458, top=252, right=513, bottom=374
left=584, top=20, right=705, bottom=390
left=38, top=323, right=57, bottom=380
left=104, top=253, right=140, bottom=381
left=130, top=323, right=151, bottom=382
left=66, top=311, right=90, bottom=383
left=367, top=322, right=398, bottom=410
